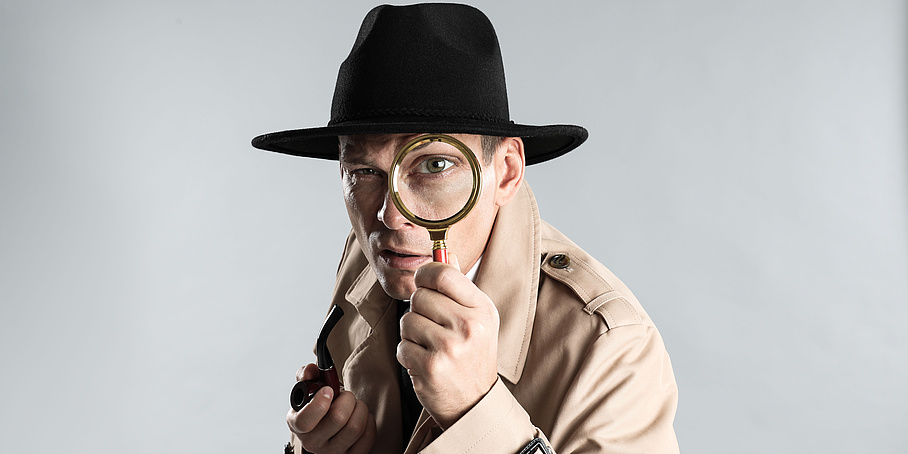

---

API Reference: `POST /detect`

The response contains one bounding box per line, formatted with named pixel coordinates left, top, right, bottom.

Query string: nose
left=377, top=190, right=412, bottom=230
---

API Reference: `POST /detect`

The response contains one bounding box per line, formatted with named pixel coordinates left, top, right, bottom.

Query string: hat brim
left=251, top=119, right=588, bottom=165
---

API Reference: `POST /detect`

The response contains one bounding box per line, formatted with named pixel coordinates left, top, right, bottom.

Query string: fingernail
left=322, top=387, right=333, bottom=399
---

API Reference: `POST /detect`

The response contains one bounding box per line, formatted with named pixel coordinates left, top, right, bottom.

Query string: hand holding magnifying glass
left=389, top=134, right=483, bottom=264
left=390, top=134, right=502, bottom=428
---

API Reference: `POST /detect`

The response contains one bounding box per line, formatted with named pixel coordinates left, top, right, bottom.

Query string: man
left=253, top=4, right=678, bottom=454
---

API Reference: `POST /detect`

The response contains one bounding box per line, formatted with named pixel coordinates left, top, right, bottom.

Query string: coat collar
left=344, top=264, right=392, bottom=330
left=343, top=181, right=541, bottom=384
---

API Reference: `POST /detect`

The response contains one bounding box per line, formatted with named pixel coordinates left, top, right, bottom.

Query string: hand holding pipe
left=290, top=305, right=344, bottom=411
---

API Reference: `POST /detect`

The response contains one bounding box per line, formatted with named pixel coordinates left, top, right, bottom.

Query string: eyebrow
left=411, top=141, right=431, bottom=152
left=338, top=141, right=374, bottom=165
left=339, top=151, right=384, bottom=170
left=339, top=135, right=412, bottom=165
left=339, top=133, right=438, bottom=166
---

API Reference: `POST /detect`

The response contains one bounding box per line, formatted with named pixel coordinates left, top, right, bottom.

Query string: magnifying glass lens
left=396, top=141, right=475, bottom=222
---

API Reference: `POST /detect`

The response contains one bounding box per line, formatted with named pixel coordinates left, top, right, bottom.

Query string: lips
left=377, top=246, right=431, bottom=269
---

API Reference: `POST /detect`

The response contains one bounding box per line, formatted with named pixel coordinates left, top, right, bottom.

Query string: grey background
left=1, top=1, right=906, bottom=452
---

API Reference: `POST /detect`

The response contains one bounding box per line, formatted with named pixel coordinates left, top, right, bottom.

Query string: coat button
left=549, top=254, right=571, bottom=269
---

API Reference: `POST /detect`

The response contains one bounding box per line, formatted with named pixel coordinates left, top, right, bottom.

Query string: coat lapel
left=327, top=242, right=407, bottom=453
left=475, top=181, right=541, bottom=384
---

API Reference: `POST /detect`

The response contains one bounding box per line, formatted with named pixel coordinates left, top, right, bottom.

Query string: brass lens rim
left=389, top=134, right=483, bottom=230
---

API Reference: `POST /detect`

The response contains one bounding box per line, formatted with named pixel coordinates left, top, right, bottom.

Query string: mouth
left=377, top=247, right=431, bottom=269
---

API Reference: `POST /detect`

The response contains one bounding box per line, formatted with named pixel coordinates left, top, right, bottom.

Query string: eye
left=346, top=166, right=383, bottom=178
left=344, top=167, right=383, bottom=186
left=415, top=157, right=455, bottom=174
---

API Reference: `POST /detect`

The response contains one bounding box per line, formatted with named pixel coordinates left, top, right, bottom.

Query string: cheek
left=450, top=186, right=496, bottom=245
left=343, top=180, right=382, bottom=225
left=478, top=169, right=499, bottom=209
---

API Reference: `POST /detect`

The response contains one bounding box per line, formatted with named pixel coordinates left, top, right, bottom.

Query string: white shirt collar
left=464, top=255, right=482, bottom=282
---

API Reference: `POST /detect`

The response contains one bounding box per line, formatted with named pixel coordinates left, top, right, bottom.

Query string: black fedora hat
left=251, top=3, right=588, bottom=165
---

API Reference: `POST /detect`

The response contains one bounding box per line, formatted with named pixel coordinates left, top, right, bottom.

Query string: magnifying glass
left=389, top=134, right=483, bottom=264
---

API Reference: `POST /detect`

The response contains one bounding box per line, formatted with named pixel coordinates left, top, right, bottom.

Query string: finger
left=304, top=389, right=357, bottom=449
left=347, top=413, right=377, bottom=454
left=288, top=385, right=333, bottom=434
left=400, top=309, right=451, bottom=349
left=414, top=262, right=489, bottom=310
left=396, top=337, right=429, bottom=372
left=325, top=398, right=371, bottom=450
left=296, top=363, right=320, bottom=382
left=408, top=285, right=463, bottom=328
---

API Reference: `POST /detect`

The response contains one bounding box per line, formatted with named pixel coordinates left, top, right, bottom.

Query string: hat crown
left=329, top=3, right=510, bottom=125
left=251, top=3, right=588, bottom=165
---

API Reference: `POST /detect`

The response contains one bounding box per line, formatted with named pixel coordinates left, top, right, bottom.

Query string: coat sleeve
left=547, top=324, right=679, bottom=453
left=413, top=323, right=678, bottom=454
left=412, top=378, right=547, bottom=453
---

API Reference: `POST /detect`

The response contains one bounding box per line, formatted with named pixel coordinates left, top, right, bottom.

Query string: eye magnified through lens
left=389, top=134, right=483, bottom=264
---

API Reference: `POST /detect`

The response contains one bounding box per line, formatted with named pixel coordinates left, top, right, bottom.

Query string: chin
left=376, top=272, right=416, bottom=301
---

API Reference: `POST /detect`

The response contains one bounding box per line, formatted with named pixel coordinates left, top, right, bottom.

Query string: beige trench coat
left=289, top=182, right=679, bottom=454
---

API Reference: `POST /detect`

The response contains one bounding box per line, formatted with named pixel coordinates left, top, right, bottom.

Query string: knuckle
left=465, top=317, right=494, bottom=341
left=449, top=339, right=467, bottom=360
left=396, top=341, right=410, bottom=367
left=437, top=335, right=456, bottom=354
left=475, top=294, right=497, bottom=315
left=409, top=287, right=428, bottom=306
left=328, top=408, right=349, bottom=428
left=399, top=311, right=413, bottom=331
left=461, top=318, right=481, bottom=337
left=487, top=303, right=501, bottom=324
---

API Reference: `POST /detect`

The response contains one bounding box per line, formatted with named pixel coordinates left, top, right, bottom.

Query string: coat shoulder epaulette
left=539, top=221, right=653, bottom=330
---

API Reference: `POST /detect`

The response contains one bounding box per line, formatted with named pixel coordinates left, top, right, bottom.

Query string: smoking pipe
left=290, top=305, right=344, bottom=411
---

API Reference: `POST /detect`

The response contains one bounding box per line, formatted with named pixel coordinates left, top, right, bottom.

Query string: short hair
left=480, top=136, right=505, bottom=164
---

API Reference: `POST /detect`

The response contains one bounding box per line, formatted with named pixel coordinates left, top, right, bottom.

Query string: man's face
left=339, top=133, right=504, bottom=301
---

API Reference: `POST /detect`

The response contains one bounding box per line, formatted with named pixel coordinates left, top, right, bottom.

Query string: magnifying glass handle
left=433, top=247, right=448, bottom=263
left=431, top=236, right=449, bottom=264
left=290, top=366, right=341, bottom=411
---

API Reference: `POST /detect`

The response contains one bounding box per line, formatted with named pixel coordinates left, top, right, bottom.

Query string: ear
left=493, top=137, right=526, bottom=208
